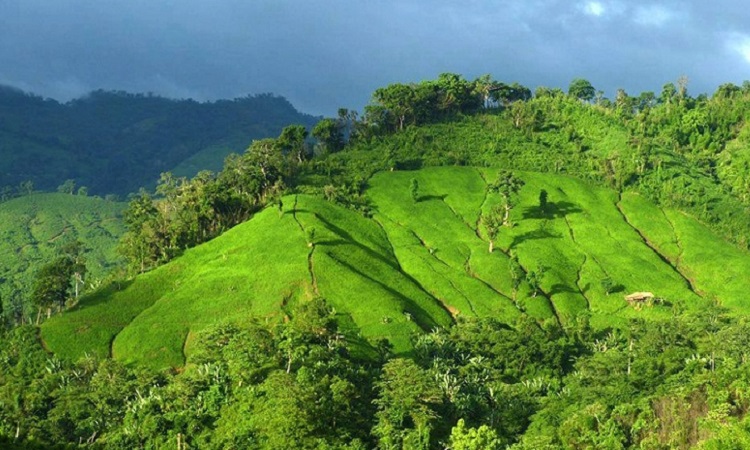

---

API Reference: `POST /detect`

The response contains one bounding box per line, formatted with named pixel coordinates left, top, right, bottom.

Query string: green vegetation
left=0, top=86, right=318, bottom=196
left=9, top=73, right=750, bottom=447
left=0, top=193, right=125, bottom=325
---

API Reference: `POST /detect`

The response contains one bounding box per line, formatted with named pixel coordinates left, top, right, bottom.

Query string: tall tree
left=568, top=78, right=596, bottom=102
left=30, top=240, right=86, bottom=319
left=312, top=118, right=345, bottom=154
left=488, top=171, right=525, bottom=227
left=482, top=204, right=503, bottom=252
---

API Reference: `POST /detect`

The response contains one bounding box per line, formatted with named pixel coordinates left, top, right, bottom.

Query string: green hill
left=44, top=166, right=750, bottom=370
left=0, top=193, right=126, bottom=321
left=0, top=86, right=318, bottom=196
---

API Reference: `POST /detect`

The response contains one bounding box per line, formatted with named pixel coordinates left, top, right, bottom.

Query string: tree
left=17, top=180, right=33, bottom=196
left=488, top=171, right=525, bottom=227
left=568, top=78, right=596, bottom=102
left=526, top=264, right=545, bottom=298
left=57, top=179, right=76, bottom=194
left=660, top=82, right=677, bottom=105
left=373, top=358, right=443, bottom=449
left=509, top=253, right=524, bottom=302
left=410, top=178, right=420, bottom=203
left=277, top=124, right=309, bottom=164
left=312, top=118, right=345, bottom=154
left=448, top=419, right=504, bottom=450
left=372, top=83, right=418, bottom=131
left=30, top=241, right=86, bottom=320
left=119, top=190, right=163, bottom=273
left=305, top=227, right=316, bottom=248
left=482, top=204, right=503, bottom=253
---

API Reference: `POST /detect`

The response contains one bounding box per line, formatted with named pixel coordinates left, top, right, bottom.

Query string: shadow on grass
left=419, top=194, right=447, bottom=202
left=549, top=283, right=580, bottom=296
left=315, top=216, right=401, bottom=272
left=607, top=284, right=626, bottom=295
left=510, top=228, right=562, bottom=249
left=324, top=251, right=445, bottom=332
left=70, top=279, right=135, bottom=311
left=522, top=201, right=583, bottom=220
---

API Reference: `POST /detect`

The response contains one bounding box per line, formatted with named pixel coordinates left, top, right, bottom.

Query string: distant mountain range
left=0, top=85, right=319, bottom=196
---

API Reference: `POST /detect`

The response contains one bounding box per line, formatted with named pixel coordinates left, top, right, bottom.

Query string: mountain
left=0, top=85, right=319, bottom=196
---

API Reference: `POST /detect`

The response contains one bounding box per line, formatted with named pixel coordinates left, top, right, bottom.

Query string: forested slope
left=0, top=85, right=318, bottom=196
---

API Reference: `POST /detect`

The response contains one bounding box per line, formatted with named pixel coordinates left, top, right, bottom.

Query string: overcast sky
left=1, top=0, right=749, bottom=115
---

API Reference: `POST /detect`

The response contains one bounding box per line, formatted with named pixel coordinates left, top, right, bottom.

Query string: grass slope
left=43, top=194, right=453, bottom=369
left=0, top=193, right=125, bottom=314
left=369, top=167, right=709, bottom=329
left=620, top=193, right=750, bottom=310
left=42, top=167, right=750, bottom=369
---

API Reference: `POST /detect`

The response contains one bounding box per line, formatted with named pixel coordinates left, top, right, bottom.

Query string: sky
left=1, top=0, right=749, bottom=116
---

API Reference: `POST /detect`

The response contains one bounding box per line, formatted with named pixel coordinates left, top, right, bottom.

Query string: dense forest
left=5, top=73, right=750, bottom=448
left=0, top=86, right=318, bottom=196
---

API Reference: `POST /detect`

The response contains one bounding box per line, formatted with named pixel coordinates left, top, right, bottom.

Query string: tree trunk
left=488, top=240, right=494, bottom=253
left=503, top=202, right=511, bottom=226
left=627, top=338, right=633, bottom=376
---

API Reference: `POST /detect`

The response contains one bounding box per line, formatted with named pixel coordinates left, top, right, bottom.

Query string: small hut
left=624, top=292, right=655, bottom=310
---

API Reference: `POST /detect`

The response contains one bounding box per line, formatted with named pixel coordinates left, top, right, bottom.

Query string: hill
left=14, top=75, right=750, bottom=448
left=43, top=166, right=750, bottom=370
left=0, top=85, right=319, bottom=196
left=0, top=193, right=126, bottom=322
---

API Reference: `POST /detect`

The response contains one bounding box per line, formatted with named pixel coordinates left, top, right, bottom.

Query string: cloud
left=0, top=0, right=749, bottom=115
left=633, top=4, right=676, bottom=27
left=582, top=1, right=606, bottom=17
left=727, top=33, right=750, bottom=65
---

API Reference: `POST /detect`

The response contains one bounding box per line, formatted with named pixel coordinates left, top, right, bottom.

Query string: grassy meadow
left=40, top=167, right=750, bottom=369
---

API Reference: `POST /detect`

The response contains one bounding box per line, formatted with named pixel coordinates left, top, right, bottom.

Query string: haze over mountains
left=0, top=85, right=318, bottom=196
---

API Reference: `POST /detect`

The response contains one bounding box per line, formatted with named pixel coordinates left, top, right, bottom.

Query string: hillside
left=43, top=166, right=750, bottom=370
left=0, top=193, right=126, bottom=320
left=0, top=86, right=318, bottom=196
left=14, top=75, right=750, bottom=448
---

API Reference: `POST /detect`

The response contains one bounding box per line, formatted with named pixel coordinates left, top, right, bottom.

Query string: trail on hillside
left=464, top=252, right=516, bottom=304
left=561, top=213, right=595, bottom=310
left=324, top=250, right=446, bottom=332
left=615, top=193, right=701, bottom=297
left=373, top=213, right=473, bottom=320
left=493, top=243, right=562, bottom=327
left=291, top=195, right=319, bottom=296
left=660, top=208, right=685, bottom=265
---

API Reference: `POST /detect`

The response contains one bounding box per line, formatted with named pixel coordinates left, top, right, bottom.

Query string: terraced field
left=42, top=167, right=750, bottom=369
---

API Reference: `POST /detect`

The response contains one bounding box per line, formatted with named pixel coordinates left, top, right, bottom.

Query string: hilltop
left=0, top=85, right=318, bottom=196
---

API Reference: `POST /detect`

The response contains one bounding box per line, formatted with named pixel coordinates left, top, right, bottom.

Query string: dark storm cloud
left=1, top=0, right=749, bottom=115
